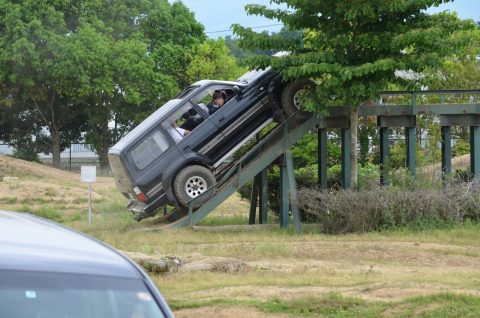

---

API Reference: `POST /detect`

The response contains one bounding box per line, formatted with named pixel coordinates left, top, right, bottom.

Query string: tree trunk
left=99, top=119, right=111, bottom=175
left=99, top=143, right=110, bottom=175
left=350, top=107, right=358, bottom=188
left=51, top=128, right=61, bottom=169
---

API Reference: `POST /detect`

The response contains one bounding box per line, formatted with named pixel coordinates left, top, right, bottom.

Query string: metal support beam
left=249, top=169, right=268, bottom=224
left=439, top=114, right=480, bottom=126
left=249, top=174, right=260, bottom=224
left=285, top=152, right=301, bottom=233
left=259, top=169, right=268, bottom=224
left=341, top=128, right=351, bottom=189
left=318, top=129, right=328, bottom=189
left=470, top=126, right=480, bottom=180
left=378, top=115, right=416, bottom=128
left=405, top=127, right=416, bottom=177
left=441, top=126, right=452, bottom=177
left=279, top=159, right=289, bottom=228
left=379, top=127, right=390, bottom=186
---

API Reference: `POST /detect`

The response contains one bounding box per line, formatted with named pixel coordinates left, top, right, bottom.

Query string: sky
left=174, top=0, right=480, bottom=38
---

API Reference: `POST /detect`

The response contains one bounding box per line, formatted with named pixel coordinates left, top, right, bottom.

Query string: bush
left=452, top=168, right=473, bottom=183
left=295, top=183, right=480, bottom=233
left=12, top=148, right=41, bottom=163
left=452, top=139, right=470, bottom=157
left=238, top=163, right=381, bottom=221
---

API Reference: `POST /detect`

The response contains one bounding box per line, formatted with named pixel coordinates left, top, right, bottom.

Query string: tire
left=173, top=165, right=216, bottom=208
left=280, top=79, right=314, bottom=119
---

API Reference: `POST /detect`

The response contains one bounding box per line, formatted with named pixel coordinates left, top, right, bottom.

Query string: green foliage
left=11, top=147, right=41, bottom=163
left=0, top=0, right=223, bottom=168
left=325, top=163, right=380, bottom=191
left=32, top=207, right=64, bottom=223
left=423, top=26, right=480, bottom=90
left=452, top=139, right=470, bottom=157
left=289, top=132, right=318, bottom=167
left=452, top=168, right=473, bottom=183
left=233, top=1, right=476, bottom=108
left=224, top=27, right=303, bottom=64
left=185, top=38, right=246, bottom=83
left=224, top=35, right=257, bottom=64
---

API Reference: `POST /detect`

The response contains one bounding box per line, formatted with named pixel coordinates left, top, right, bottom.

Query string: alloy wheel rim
left=185, top=176, right=207, bottom=199
left=293, top=89, right=308, bottom=110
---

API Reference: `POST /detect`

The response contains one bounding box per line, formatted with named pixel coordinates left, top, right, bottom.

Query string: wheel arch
left=161, top=154, right=214, bottom=205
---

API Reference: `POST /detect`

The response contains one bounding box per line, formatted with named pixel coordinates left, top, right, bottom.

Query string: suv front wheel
left=173, top=165, right=216, bottom=208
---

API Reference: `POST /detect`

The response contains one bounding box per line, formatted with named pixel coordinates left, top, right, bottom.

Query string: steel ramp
left=150, top=112, right=320, bottom=229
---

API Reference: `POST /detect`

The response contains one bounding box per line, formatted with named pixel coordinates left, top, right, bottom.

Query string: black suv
left=109, top=67, right=310, bottom=220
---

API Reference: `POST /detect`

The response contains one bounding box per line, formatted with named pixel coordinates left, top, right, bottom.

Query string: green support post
left=259, top=169, right=268, bottom=224
left=379, top=127, right=390, bottom=186
left=248, top=174, right=260, bottom=224
left=318, top=129, right=328, bottom=189
left=279, top=159, right=289, bottom=228
left=405, top=127, right=416, bottom=177
left=441, top=126, right=452, bottom=177
left=470, top=126, right=480, bottom=180
left=285, top=152, right=301, bottom=233
left=341, top=128, right=351, bottom=189
left=249, top=169, right=268, bottom=224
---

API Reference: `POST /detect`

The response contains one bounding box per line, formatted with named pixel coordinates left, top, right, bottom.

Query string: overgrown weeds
left=296, top=182, right=480, bottom=234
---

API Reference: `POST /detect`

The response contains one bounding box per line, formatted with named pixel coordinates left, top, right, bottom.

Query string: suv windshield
left=0, top=271, right=166, bottom=318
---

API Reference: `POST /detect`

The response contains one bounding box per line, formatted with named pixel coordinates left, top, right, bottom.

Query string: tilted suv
left=109, top=67, right=311, bottom=220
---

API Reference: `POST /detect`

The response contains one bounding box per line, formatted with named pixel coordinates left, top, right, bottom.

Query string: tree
left=233, top=0, right=475, bottom=188
left=424, top=27, right=480, bottom=90
left=225, top=27, right=302, bottom=64
left=184, top=38, right=246, bottom=83
left=0, top=0, right=88, bottom=167
left=77, top=0, right=210, bottom=171
left=0, top=0, right=206, bottom=170
left=421, top=25, right=480, bottom=149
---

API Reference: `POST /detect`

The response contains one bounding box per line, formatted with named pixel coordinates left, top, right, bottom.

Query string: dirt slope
left=0, top=155, right=113, bottom=185
left=0, top=155, right=116, bottom=214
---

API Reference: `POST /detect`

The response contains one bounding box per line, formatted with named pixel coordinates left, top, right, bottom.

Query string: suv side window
left=130, top=130, right=170, bottom=169
left=191, top=85, right=236, bottom=109
left=162, top=103, right=208, bottom=144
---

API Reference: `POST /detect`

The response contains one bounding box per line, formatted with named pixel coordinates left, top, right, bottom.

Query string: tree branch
left=32, top=99, right=51, bottom=129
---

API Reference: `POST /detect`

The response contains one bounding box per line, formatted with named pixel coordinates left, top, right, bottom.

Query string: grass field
left=1, top=155, right=480, bottom=317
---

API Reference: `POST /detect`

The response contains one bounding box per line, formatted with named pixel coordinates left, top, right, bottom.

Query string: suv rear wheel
left=281, top=79, right=314, bottom=120
left=173, top=165, right=216, bottom=208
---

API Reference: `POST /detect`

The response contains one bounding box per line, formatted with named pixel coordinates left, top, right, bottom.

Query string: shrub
left=238, top=163, right=381, bottom=221
left=295, top=183, right=480, bottom=233
left=12, top=148, right=41, bottom=163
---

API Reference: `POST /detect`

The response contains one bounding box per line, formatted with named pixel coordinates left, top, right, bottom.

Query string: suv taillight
left=133, top=186, right=148, bottom=203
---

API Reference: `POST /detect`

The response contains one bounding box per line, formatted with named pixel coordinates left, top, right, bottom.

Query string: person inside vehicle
left=180, top=103, right=208, bottom=130
left=167, top=120, right=190, bottom=143
left=208, top=91, right=225, bottom=115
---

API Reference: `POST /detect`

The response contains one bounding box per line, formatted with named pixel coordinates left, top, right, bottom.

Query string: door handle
left=183, top=145, right=190, bottom=151
left=219, top=117, right=225, bottom=122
